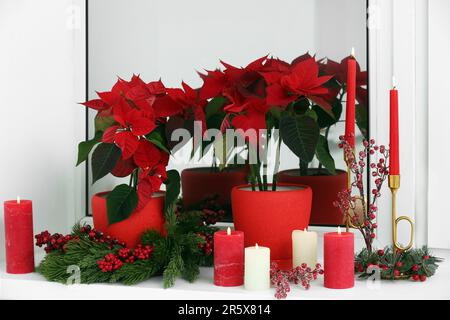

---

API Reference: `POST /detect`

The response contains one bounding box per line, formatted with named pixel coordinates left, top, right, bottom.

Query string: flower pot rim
left=93, top=190, right=166, bottom=198
left=182, top=166, right=247, bottom=173
left=278, top=168, right=347, bottom=177
left=233, top=183, right=311, bottom=193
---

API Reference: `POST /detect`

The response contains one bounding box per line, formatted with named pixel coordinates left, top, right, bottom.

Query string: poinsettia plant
left=189, top=53, right=367, bottom=190
left=77, top=75, right=204, bottom=224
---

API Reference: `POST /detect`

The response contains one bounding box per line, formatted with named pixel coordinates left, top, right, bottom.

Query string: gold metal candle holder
left=389, top=175, right=414, bottom=252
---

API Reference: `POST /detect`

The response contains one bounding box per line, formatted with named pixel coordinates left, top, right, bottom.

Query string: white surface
left=0, top=0, right=86, bottom=260
left=1, top=249, right=449, bottom=300
left=428, top=0, right=450, bottom=249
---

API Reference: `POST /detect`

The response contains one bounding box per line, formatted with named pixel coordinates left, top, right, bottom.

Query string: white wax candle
left=244, top=244, right=270, bottom=290
left=292, top=229, right=317, bottom=268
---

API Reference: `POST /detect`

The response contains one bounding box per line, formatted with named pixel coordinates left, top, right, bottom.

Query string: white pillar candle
left=244, top=244, right=270, bottom=290
left=292, top=229, right=317, bottom=268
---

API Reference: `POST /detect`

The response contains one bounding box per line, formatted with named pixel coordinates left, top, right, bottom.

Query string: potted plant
left=196, top=55, right=351, bottom=262
left=277, top=55, right=368, bottom=225
left=77, top=75, right=196, bottom=247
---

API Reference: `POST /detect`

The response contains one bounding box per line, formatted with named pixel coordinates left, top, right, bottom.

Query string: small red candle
left=214, top=227, right=244, bottom=286
left=324, top=227, right=354, bottom=289
left=4, top=197, right=35, bottom=274
left=345, top=48, right=357, bottom=148
left=389, top=77, right=400, bottom=175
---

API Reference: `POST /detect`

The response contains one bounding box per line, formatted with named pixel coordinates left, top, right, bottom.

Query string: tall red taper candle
left=4, top=197, right=35, bottom=274
left=214, top=228, right=244, bottom=286
left=389, top=77, right=400, bottom=175
left=345, top=48, right=357, bottom=148
left=324, top=227, right=354, bottom=289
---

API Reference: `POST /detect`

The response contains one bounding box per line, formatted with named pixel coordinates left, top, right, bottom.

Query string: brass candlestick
left=389, top=175, right=414, bottom=252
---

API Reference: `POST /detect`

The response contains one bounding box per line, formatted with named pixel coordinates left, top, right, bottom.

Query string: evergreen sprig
left=36, top=204, right=217, bottom=287
left=355, top=246, right=443, bottom=281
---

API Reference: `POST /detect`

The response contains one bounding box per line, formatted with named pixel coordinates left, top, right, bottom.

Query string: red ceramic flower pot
left=91, top=191, right=166, bottom=248
left=277, top=169, right=347, bottom=225
left=231, top=183, right=312, bottom=262
left=181, top=166, right=249, bottom=209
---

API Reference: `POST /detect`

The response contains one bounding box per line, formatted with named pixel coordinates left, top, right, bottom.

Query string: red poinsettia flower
left=135, top=151, right=169, bottom=210
left=166, top=82, right=207, bottom=130
left=199, top=56, right=268, bottom=101
left=321, top=56, right=367, bottom=87
left=263, top=57, right=333, bottom=113
left=101, top=100, right=156, bottom=159
left=320, top=56, right=368, bottom=106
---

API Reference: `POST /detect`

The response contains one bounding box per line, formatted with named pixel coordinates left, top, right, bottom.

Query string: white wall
left=0, top=0, right=86, bottom=259
left=428, top=0, right=450, bottom=249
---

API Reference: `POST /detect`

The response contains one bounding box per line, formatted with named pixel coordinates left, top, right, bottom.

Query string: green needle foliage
left=37, top=205, right=218, bottom=287
left=355, top=246, right=443, bottom=280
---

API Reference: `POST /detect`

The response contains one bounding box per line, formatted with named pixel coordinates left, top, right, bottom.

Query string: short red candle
left=345, top=54, right=357, bottom=148
left=4, top=199, right=35, bottom=274
left=324, top=230, right=354, bottom=289
left=214, top=229, right=244, bottom=286
left=389, top=85, right=400, bottom=175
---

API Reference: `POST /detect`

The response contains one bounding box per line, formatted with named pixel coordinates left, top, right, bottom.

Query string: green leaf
left=76, top=131, right=102, bottom=166
left=164, top=170, right=181, bottom=212
left=315, top=135, right=336, bottom=175
left=95, top=115, right=116, bottom=132
left=205, top=96, right=226, bottom=119
left=280, top=115, right=320, bottom=163
left=355, top=104, right=368, bottom=139
left=91, top=143, right=121, bottom=183
left=304, top=109, right=318, bottom=122
left=146, top=130, right=170, bottom=153
left=106, top=184, right=138, bottom=225
left=313, top=99, right=342, bottom=129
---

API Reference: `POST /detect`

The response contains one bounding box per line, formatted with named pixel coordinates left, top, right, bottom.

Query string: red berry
left=396, top=261, right=403, bottom=268
left=412, top=274, right=420, bottom=281
left=377, top=249, right=384, bottom=256
left=393, top=270, right=400, bottom=277
left=420, top=275, right=427, bottom=282
left=412, top=265, right=419, bottom=272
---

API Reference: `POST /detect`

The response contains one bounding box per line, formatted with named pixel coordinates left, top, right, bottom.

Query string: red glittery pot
left=231, top=184, right=312, bottom=262
left=92, top=191, right=166, bottom=248
left=277, top=169, right=347, bottom=225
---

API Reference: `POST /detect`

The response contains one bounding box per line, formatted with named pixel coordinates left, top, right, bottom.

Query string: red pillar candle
left=214, top=227, right=244, bottom=286
left=324, top=227, right=354, bottom=289
left=389, top=77, right=400, bottom=175
left=4, top=197, right=35, bottom=274
left=345, top=48, right=357, bottom=148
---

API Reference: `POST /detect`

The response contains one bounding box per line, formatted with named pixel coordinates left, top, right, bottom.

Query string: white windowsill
left=1, top=226, right=449, bottom=300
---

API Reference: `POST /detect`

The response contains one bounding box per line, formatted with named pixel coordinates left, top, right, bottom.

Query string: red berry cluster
left=81, top=225, right=127, bottom=249
left=35, top=231, right=73, bottom=253
left=196, top=232, right=213, bottom=256
left=98, top=253, right=123, bottom=272
left=97, top=244, right=154, bottom=273
left=35, top=225, right=126, bottom=253
left=270, top=262, right=324, bottom=299
left=199, top=195, right=226, bottom=225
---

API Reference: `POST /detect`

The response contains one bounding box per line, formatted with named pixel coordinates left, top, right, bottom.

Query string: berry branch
left=335, top=137, right=389, bottom=253
left=270, top=262, right=324, bottom=299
